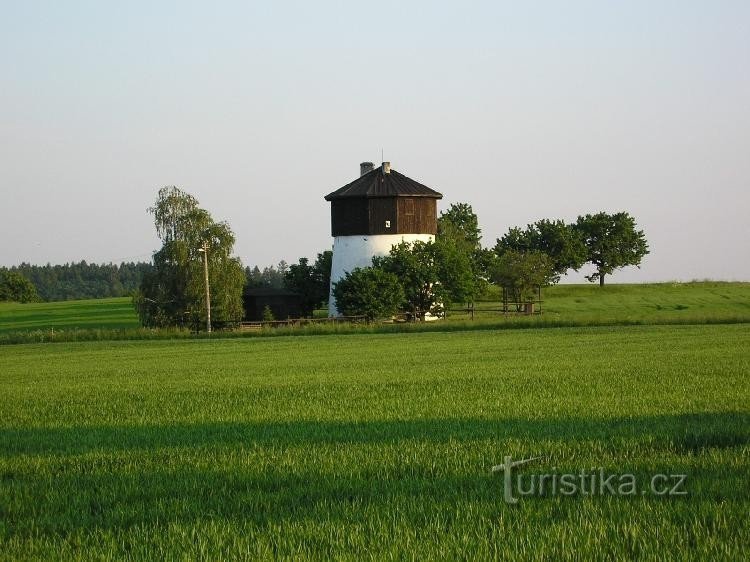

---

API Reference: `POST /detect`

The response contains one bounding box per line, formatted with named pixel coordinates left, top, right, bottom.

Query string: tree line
left=0, top=262, right=152, bottom=302
left=0, top=259, right=318, bottom=304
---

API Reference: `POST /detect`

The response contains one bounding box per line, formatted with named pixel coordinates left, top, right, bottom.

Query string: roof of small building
left=324, top=165, right=443, bottom=201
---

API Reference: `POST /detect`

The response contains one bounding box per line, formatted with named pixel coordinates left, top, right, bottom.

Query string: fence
left=447, top=300, right=543, bottom=319
left=448, top=287, right=544, bottom=319
left=238, top=315, right=367, bottom=331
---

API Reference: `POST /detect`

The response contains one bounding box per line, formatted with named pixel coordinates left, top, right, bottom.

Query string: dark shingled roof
left=324, top=166, right=443, bottom=200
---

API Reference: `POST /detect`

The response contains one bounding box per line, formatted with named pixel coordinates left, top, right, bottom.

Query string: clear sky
left=1, top=1, right=748, bottom=282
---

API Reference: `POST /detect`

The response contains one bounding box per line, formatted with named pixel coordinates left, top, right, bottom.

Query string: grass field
left=1, top=324, right=748, bottom=559
left=0, top=282, right=748, bottom=339
left=468, top=281, right=750, bottom=321
left=0, top=298, right=139, bottom=334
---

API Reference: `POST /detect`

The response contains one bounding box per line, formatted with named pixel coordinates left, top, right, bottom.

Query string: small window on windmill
left=385, top=220, right=391, bottom=228
left=404, top=199, right=415, bottom=216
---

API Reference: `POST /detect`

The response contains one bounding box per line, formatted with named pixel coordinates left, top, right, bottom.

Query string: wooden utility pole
left=199, top=241, right=211, bottom=333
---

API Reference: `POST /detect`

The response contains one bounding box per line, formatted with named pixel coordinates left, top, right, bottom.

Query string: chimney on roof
left=382, top=161, right=391, bottom=174
left=360, top=162, right=374, bottom=176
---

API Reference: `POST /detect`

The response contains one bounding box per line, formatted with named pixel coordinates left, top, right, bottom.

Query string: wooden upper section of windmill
left=325, top=162, right=443, bottom=237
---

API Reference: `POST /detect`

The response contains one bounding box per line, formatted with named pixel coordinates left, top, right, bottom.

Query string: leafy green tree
left=488, top=250, right=555, bottom=310
left=575, top=212, right=649, bottom=286
left=438, top=202, right=481, bottom=249
left=438, top=203, right=488, bottom=300
left=284, top=258, right=316, bottom=316
left=134, top=186, right=245, bottom=329
left=285, top=258, right=319, bottom=317
left=373, top=241, right=446, bottom=320
left=433, top=234, right=475, bottom=307
left=0, top=270, right=41, bottom=303
left=332, top=267, right=404, bottom=320
left=495, top=219, right=586, bottom=281
left=283, top=250, right=333, bottom=317
left=314, top=250, right=332, bottom=300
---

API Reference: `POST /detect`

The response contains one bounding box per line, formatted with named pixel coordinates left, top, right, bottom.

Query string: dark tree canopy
left=245, top=262, right=288, bottom=289
left=134, top=186, right=245, bottom=329
left=314, top=250, right=332, bottom=298
left=495, top=219, right=586, bottom=282
left=332, top=267, right=404, bottom=320
left=575, top=212, right=649, bottom=286
left=283, top=251, right=332, bottom=317
left=284, top=258, right=318, bottom=317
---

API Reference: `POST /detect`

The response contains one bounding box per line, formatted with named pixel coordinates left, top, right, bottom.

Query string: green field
left=0, top=282, right=748, bottom=338
left=468, top=281, right=750, bottom=322
left=0, top=298, right=139, bottom=334
left=1, top=324, right=748, bottom=559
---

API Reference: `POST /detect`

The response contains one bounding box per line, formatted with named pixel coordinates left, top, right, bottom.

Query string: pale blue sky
left=1, top=1, right=748, bottom=281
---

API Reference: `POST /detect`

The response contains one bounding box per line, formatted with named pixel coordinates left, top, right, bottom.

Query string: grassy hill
left=479, top=281, right=750, bottom=323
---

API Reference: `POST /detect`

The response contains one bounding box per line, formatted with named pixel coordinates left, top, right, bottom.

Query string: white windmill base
left=328, top=233, right=437, bottom=318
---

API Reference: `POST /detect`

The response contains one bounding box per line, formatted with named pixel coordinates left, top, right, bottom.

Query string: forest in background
left=1, top=261, right=298, bottom=302
left=2, top=262, right=153, bottom=301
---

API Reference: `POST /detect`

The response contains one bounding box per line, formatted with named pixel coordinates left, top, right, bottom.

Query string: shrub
left=332, top=267, right=404, bottom=321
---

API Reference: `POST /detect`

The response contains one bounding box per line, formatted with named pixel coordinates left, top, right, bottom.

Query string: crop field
left=1, top=323, right=748, bottom=559
left=0, top=298, right=138, bottom=334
